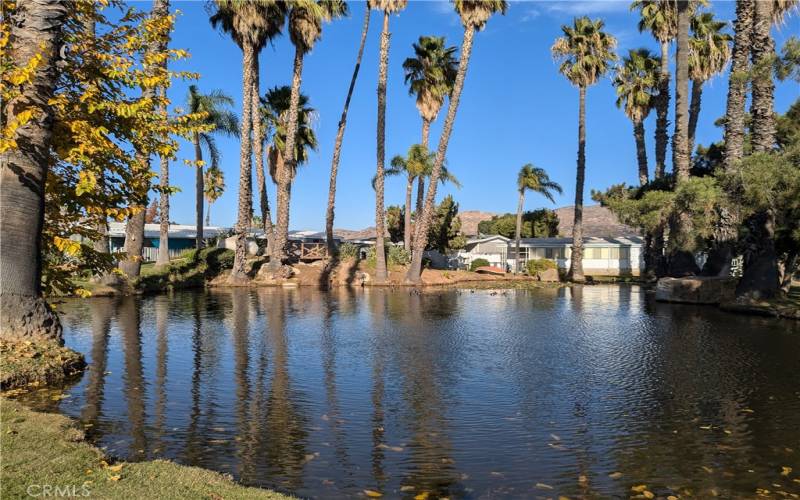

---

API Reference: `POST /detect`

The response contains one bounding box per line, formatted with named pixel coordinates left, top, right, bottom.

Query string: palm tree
left=403, top=35, right=459, bottom=223
left=184, top=85, right=238, bottom=250
left=382, top=144, right=461, bottom=250
left=551, top=16, right=617, bottom=283
left=688, top=12, right=732, bottom=154
left=271, top=0, right=347, bottom=270
left=262, top=86, right=318, bottom=195
left=631, top=0, right=677, bottom=180
left=0, top=0, right=68, bottom=343
left=370, top=0, right=408, bottom=283
left=723, top=0, right=754, bottom=170
left=204, top=165, right=225, bottom=226
left=673, top=0, right=691, bottom=181
left=613, top=48, right=659, bottom=186
left=513, top=165, right=562, bottom=274
left=209, top=0, right=287, bottom=283
left=405, top=0, right=507, bottom=284
left=325, top=2, right=371, bottom=254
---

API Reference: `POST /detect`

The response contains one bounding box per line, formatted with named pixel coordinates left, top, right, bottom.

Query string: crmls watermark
left=26, top=484, right=91, bottom=497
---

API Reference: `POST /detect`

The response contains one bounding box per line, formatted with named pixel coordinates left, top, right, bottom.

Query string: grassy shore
left=720, top=285, right=800, bottom=320
left=0, top=398, right=293, bottom=499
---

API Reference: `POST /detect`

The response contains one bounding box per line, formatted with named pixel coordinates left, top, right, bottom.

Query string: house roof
left=517, top=236, right=644, bottom=247
left=108, top=222, right=229, bottom=239
left=465, top=235, right=511, bottom=245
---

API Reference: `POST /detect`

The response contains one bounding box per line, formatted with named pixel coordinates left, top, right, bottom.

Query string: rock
left=256, top=263, right=294, bottom=282
left=655, top=276, right=737, bottom=305
left=220, top=235, right=259, bottom=256
left=536, top=268, right=560, bottom=282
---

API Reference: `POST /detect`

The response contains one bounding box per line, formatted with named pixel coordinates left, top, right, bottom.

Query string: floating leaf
left=535, top=483, right=553, bottom=490
left=608, top=472, right=623, bottom=479
left=631, top=485, right=648, bottom=493
left=414, top=493, right=429, bottom=500
left=781, top=466, right=792, bottom=476
left=363, top=490, right=382, bottom=498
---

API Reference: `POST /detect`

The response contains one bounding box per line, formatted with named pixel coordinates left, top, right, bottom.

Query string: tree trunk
left=271, top=47, right=305, bottom=270
left=156, top=87, right=170, bottom=267
left=0, top=0, right=67, bottom=343
left=654, top=39, right=671, bottom=179
left=326, top=3, right=371, bottom=255
left=687, top=79, right=702, bottom=157
left=568, top=86, right=587, bottom=283
left=666, top=1, right=700, bottom=278
left=406, top=26, right=476, bottom=284
left=120, top=0, right=169, bottom=279
left=724, top=0, right=754, bottom=169
left=252, top=62, right=274, bottom=255
left=738, top=0, right=779, bottom=298
left=414, top=118, right=431, bottom=245
left=193, top=132, right=203, bottom=252
left=230, top=42, right=255, bottom=283
left=373, top=12, right=391, bottom=283
left=514, top=190, right=524, bottom=274
left=404, top=175, right=413, bottom=251
left=206, top=202, right=212, bottom=227
left=633, top=118, right=648, bottom=186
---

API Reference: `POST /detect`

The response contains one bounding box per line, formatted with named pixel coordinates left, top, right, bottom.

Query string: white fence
left=141, top=247, right=189, bottom=263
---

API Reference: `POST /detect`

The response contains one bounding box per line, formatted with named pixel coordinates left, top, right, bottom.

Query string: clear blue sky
left=144, top=1, right=799, bottom=230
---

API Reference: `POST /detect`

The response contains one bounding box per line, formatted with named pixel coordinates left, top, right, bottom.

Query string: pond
left=17, top=286, right=800, bottom=498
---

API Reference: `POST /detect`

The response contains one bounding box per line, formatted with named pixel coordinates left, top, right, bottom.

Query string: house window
left=545, top=248, right=564, bottom=259
left=610, top=247, right=619, bottom=259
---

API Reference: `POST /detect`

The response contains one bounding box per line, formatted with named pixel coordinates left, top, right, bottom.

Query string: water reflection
left=19, top=286, right=800, bottom=498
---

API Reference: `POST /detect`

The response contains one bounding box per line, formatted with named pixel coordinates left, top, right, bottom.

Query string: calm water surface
left=17, top=286, right=800, bottom=498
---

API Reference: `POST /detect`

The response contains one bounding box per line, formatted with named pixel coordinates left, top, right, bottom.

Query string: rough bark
left=414, top=118, right=431, bottom=244
left=633, top=118, right=648, bottom=186
left=724, top=0, right=753, bottom=169
left=568, top=86, right=587, bottom=283
left=205, top=202, right=212, bottom=226
left=687, top=79, right=702, bottom=157
left=404, top=175, right=413, bottom=251
left=193, top=132, right=204, bottom=251
left=373, top=12, right=391, bottom=283
left=406, top=26, right=475, bottom=284
left=251, top=63, right=274, bottom=254
left=156, top=87, right=170, bottom=267
left=654, top=39, right=671, bottom=179
left=120, top=0, right=169, bottom=279
left=325, top=3, right=370, bottom=254
left=230, top=42, right=255, bottom=283
left=514, top=190, right=524, bottom=274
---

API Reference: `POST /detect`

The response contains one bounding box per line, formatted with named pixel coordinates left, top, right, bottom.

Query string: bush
left=526, top=258, right=557, bottom=275
left=337, top=242, right=360, bottom=260
left=469, top=258, right=490, bottom=271
left=387, top=245, right=410, bottom=266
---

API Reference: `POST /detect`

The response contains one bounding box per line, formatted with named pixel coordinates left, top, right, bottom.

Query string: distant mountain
left=458, top=210, right=496, bottom=237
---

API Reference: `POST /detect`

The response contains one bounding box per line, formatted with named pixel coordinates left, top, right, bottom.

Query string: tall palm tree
left=183, top=85, right=238, bottom=250
left=204, top=165, right=225, bottom=226
left=325, top=2, right=371, bottom=254
left=209, top=0, right=287, bottom=283
left=121, top=0, right=171, bottom=279
left=688, top=12, right=732, bottom=154
left=403, top=35, right=459, bottom=223
left=613, top=48, right=659, bottom=186
left=262, top=86, right=318, bottom=194
left=723, top=0, right=754, bottom=170
left=0, top=0, right=68, bottom=343
left=406, top=0, right=507, bottom=284
left=271, top=0, right=347, bottom=270
left=382, top=144, right=461, bottom=250
left=551, top=16, right=617, bottom=283
left=370, top=0, right=407, bottom=283
left=631, top=0, right=677, bottom=180
left=513, top=165, right=562, bottom=274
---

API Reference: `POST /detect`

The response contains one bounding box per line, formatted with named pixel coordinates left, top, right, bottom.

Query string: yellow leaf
left=108, top=475, right=120, bottom=482
left=108, top=464, right=123, bottom=472
left=631, top=485, right=648, bottom=493
left=782, top=466, right=792, bottom=476
left=413, top=493, right=429, bottom=500
left=363, top=490, right=382, bottom=498
left=608, top=471, right=623, bottom=479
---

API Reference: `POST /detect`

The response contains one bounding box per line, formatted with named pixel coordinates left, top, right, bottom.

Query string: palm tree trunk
left=326, top=3, right=371, bottom=255
left=272, top=47, right=305, bottom=269
left=251, top=64, right=274, bottom=254
left=193, top=132, right=204, bottom=251
left=0, top=0, right=67, bottom=343
left=156, top=86, right=171, bottom=267
left=374, top=11, right=391, bottom=283
left=568, top=86, right=587, bottom=283
left=654, top=39, right=671, bottom=179
left=414, top=118, right=431, bottom=244
left=230, top=42, right=255, bottom=283
left=404, top=175, right=413, bottom=251
left=724, top=0, right=754, bottom=168
left=120, top=0, right=169, bottom=279
left=687, top=79, right=703, bottom=157
left=206, top=201, right=212, bottom=227
left=738, top=0, right=779, bottom=298
left=666, top=0, right=699, bottom=278
left=406, top=26, right=475, bottom=284
left=514, top=190, right=524, bottom=274
left=633, top=118, right=648, bottom=186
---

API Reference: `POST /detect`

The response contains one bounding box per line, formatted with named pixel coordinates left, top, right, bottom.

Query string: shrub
left=470, top=258, right=490, bottom=271
left=526, top=258, right=556, bottom=275
left=337, top=242, right=360, bottom=260
left=387, top=245, right=410, bottom=266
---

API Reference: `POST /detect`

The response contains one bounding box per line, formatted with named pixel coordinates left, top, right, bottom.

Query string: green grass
left=0, top=398, right=293, bottom=499
left=0, top=341, right=85, bottom=390
left=136, top=248, right=234, bottom=293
